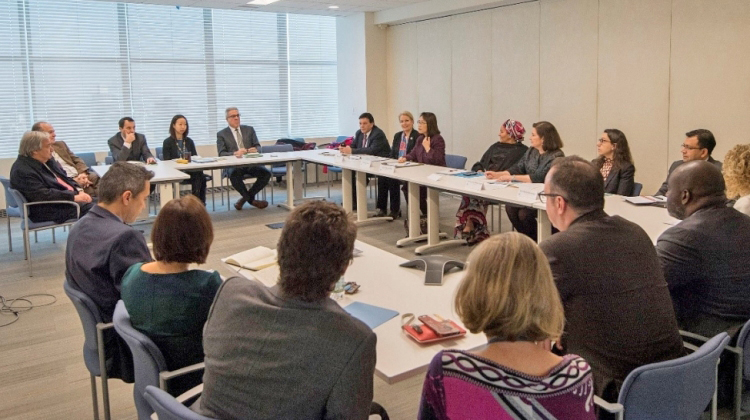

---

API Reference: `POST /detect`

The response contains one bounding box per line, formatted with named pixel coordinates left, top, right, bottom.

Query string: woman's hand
left=423, top=136, right=431, bottom=152
left=398, top=157, right=407, bottom=163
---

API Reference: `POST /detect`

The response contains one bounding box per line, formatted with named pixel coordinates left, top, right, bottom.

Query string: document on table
left=516, top=184, right=544, bottom=203
left=343, top=302, right=399, bottom=330
left=625, top=195, right=667, bottom=205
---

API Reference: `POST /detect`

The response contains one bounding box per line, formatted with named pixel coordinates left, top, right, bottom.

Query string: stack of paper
left=222, top=246, right=277, bottom=271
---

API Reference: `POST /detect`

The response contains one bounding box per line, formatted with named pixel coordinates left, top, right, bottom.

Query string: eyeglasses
left=596, top=138, right=611, bottom=144
left=227, top=114, right=241, bottom=119
left=537, top=192, right=565, bottom=204
left=417, top=120, right=426, bottom=125
left=681, top=144, right=704, bottom=150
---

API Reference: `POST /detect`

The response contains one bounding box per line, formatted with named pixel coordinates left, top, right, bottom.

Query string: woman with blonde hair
left=418, top=232, right=594, bottom=420
left=723, top=144, right=750, bottom=217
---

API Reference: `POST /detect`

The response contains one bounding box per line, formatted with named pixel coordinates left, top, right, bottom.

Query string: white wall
left=383, top=0, right=750, bottom=194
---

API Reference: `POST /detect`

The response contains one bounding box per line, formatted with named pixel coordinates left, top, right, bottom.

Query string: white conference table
left=232, top=240, right=484, bottom=384
left=91, top=162, right=189, bottom=210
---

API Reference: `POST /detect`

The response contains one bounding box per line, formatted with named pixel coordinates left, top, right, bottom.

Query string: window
left=0, top=0, right=338, bottom=158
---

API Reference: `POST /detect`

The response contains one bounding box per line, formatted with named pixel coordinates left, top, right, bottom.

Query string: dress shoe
left=251, top=199, right=269, bottom=209
left=373, top=209, right=388, bottom=218
left=388, top=211, right=401, bottom=220
left=234, top=197, right=246, bottom=210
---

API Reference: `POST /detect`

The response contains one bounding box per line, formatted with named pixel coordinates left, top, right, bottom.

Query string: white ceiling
left=107, top=0, right=433, bottom=17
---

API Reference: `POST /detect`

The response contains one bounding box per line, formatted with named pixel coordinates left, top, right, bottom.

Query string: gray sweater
left=194, top=278, right=376, bottom=420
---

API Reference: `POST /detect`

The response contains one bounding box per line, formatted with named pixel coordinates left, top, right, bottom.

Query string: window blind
left=0, top=0, right=338, bottom=158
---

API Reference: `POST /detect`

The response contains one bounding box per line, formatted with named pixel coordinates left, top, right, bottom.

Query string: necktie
left=235, top=128, right=243, bottom=150
left=399, top=133, right=407, bottom=158
left=363, top=132, right=369, bottom=148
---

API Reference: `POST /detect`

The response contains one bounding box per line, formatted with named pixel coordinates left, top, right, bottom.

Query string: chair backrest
left=113, top=300, right=168, bottom=420
left=734, top=319, right=750, bottom=378
left=63, top=278, right=107, bottom=376
left=445, top=154, right=468, bottom=170
left=143, top=386, right=215, bottom=420
left=105, top=156, right=114, bottom=165
left=632, top=182, right=643, bottom=196
left=618, top=332, right=729, bottom=420
left=77, top=152, right=97, bottom=168
left=292, top=137, right=305, bottom=142
left=0, top=176, right=19, bottom=209
left=261, top=144, right=294, bottom=154
left=156, top=147, right=164, bottom=160
left=336, top=135, right=348, bottom=143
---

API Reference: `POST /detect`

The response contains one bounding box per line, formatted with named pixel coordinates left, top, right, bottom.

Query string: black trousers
left=401, top=182, right=428, bottom=216
left=228, top=166, right=271, bottom=202
left=506, top=205, right=538, bottom=240
left=378, top=177, right=402, bottom=214
left=29, top=200, right=95, bottom=224
left=185, top=172, right=207, bottom=204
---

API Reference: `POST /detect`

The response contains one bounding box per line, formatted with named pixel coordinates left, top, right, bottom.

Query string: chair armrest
left=23, top=200, right=81, bottom=220
left=96, top=322, right=114, bottom=332
left=159, top=362, right=205, bottom=391
left=680, top=330, right=710, bottom=343
left=176, top=383, right=203, bottom=406
left=594, top=395, right=624, bottom=415
left=684, top=342, right=700, bottom=352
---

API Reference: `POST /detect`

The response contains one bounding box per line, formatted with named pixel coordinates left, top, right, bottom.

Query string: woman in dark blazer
left=162, top=115, right=207, bottom=204
left=398, top=112, right=447, bottom=218
left=378, top=111, right=419, bottom=219
left=592, top=129, right=635, bottom=196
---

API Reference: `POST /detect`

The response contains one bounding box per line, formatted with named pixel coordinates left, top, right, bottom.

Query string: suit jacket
left=351, top=125, right=390, bottom=157
left=472, top=142, right=528, bottom=172
left=656, top=205, right=750, bottom=337
left=540, top=210, right=685, bottom=399
left=52, top=141, right=89, bottom=175
left=405, top=134, right=446, bottom=166
left=195, top=279, right=376, bottom=420
left=217, top=125, right=260, bottom=156
left=390, top=129, right=419, bottom=159
left=594, top=160, right=635, bottom=196
left=162, top=136, right=198, bottom=160
left=656, top=157, right=722, bottom=196
left=10, top=155, right=80, bottom=222
left=108, top=132, right=154, bottom=162
left=65, top=205, right=151, bottom=383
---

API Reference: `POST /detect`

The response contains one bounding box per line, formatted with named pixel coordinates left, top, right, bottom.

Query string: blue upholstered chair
left=595, top=332, right=730, bottom=420
left=633, top=182, right=643, bottom=196
left=77, top=152, right=98, bottom=168
left=64, top=279, right=114, bottom=420
left=445, top=154, right=467, bottom=170
left=0, top=175, right=21, bottom=252
left=113, top=301, right=204, bottom=420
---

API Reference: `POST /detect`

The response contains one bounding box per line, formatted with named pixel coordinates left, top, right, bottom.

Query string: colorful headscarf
left=503, top=119, right=526, bottom=142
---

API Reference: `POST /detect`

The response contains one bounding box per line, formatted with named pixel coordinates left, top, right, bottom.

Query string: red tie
left=56, top=175, right=74, bottom=191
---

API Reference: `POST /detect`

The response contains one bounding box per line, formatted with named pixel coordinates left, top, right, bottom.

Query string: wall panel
left=386, top=24, right=419, bottom=137
left=417, top=17, right=453, bottom=149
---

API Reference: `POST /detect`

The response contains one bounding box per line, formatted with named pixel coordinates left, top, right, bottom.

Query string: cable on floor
left=0, top=294, right=57, bottom=327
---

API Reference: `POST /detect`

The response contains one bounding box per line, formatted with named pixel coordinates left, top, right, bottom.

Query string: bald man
left=656, top=160, right=750, bottom=337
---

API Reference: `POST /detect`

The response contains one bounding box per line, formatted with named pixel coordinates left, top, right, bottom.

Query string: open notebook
left=222, top=246, right=277, bottom=271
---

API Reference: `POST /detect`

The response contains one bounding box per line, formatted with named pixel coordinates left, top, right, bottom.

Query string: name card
left=379, top=164, right=396, bottom=174
left=360, top=160, right=372, bottom=169
left=427, top=174, right=442, bottom=182
left=334, top=155, right=344, bottom=164
left=465, top=181, right=484, bottom=191
left=517, top=184, right=544, bottom=203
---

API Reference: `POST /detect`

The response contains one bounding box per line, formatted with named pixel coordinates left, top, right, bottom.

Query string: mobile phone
left=418, top=315, right=461, bottom=336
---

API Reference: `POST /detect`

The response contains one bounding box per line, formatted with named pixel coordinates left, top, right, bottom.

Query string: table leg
left=415, top=187, right=461, bottom=255
left=342, top=168, right=353, bottom=213
left=356, top=171, right=368, bottom=221
left=537, top=209, right=552, bottom=242
left=159, top=182, right=175, bottom=210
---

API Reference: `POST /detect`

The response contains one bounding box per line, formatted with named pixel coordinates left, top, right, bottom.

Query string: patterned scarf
left=503, top=119, right=526, bottom=142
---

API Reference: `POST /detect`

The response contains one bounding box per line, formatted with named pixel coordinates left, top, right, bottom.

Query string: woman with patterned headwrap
left=455, top=120, right=528, bottom=245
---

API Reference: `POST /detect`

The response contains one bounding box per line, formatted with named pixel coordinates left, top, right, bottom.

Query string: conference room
left=1, top=0, right=750, bottom=419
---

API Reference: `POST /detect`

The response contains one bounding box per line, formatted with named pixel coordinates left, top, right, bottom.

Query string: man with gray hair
left=65, top=162, right=155, bottom=382
left=32, top=121, right=99, bottom=195
left=10, top=130, right=94, bottom=223
left=216, top=107, right=270, bottom=210
left=538, top=156, right=684, bottom=403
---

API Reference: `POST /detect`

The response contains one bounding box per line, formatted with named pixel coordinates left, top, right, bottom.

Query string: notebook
left=222, top=246, right=277, bottom=271
left=344, top=302, right=399, bottom=330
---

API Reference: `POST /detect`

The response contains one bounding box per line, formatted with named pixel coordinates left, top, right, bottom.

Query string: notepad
left=344, top=302, right=399, bottom=330
left=222, top=246, right=277, bottom=271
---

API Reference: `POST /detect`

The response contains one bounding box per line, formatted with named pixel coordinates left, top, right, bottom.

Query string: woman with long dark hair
left=592, top=129, right=635, bottom=196
left=162, top=115, right=207, bottom=204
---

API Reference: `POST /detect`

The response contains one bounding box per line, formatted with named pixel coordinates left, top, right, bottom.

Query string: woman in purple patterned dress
left=418, top=232, right=595, bottom=420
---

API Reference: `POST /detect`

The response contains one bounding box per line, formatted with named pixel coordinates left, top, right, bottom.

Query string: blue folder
left=344, top=302, right=399, bottom=330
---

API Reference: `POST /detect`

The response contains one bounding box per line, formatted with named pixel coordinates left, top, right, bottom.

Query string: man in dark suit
left=216, top=107, right=271, bottom=210
left=107, top=117, right=156, bottom=164
left=539, top=156, right=684, bottom=402
left=32, top=121, right=99, bottom=196
left=655, top=129, right=722, bottom=196
left=66, top=162, right=154, bottom=382
left=339, top=112, right=390, bottom=214
left=657, top=160, right=750, bottom=336
left=10, top=131, right=94, bottom=223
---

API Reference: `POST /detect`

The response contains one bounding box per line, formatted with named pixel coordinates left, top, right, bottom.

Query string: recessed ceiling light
left=247, top=0, right=281, bottom=5
left=328, top=5, right=339, bottom=9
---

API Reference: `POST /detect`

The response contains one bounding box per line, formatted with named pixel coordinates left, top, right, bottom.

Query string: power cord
left=0, top=294, right=57, bottom=327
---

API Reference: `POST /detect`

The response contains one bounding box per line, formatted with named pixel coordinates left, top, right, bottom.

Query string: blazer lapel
left=604, top=168, right=617, bottom=189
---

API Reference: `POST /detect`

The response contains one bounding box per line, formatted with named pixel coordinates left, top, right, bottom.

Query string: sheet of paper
left=465, top=181, right=483, bottom=191
left=427, top=174, right=442, bottom=182
left=379, top=164, right=396, bottom=174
